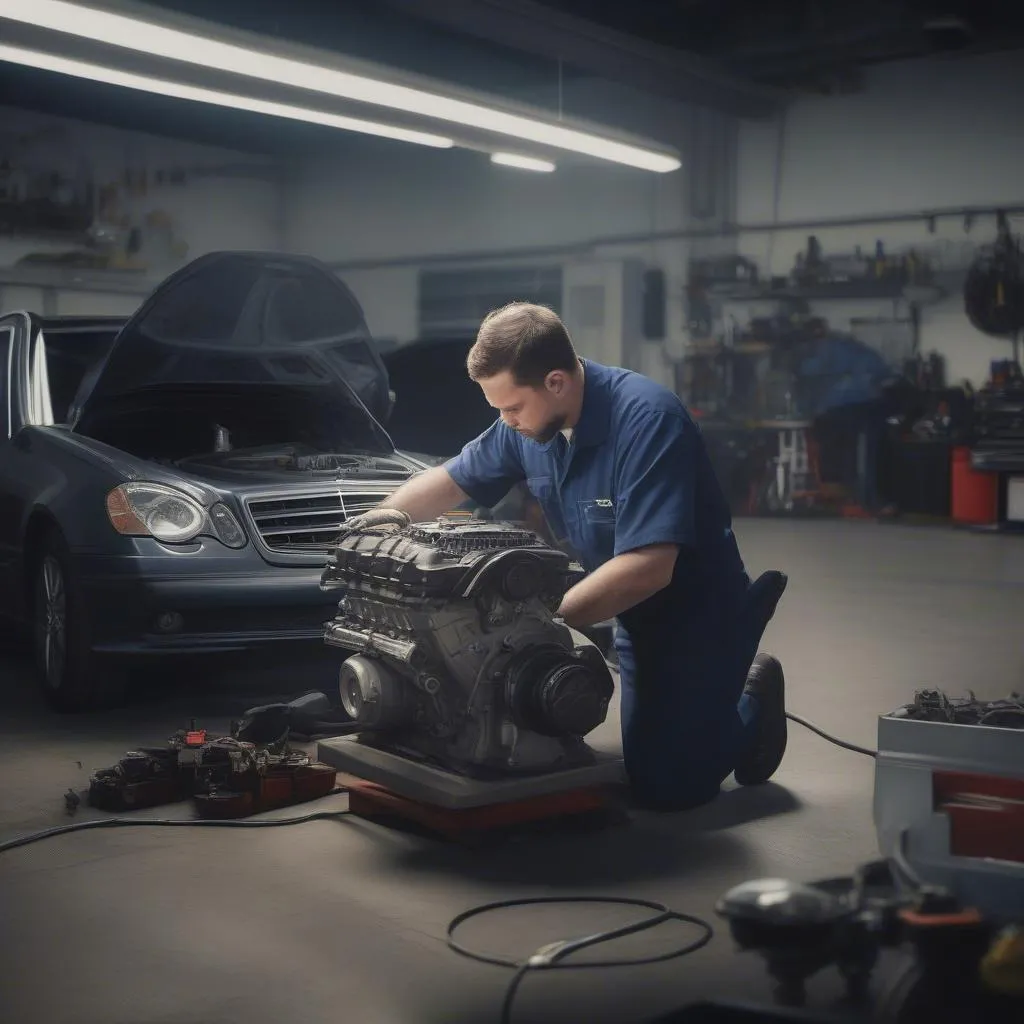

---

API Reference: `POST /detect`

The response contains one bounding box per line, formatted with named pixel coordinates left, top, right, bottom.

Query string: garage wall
left=286, top=146, right=689, bottom=344
left=283, top=83, right=718, bottom=366
left=0, top=105, right=285, bottom=319
left=735, top=49, right=1024, bottom=387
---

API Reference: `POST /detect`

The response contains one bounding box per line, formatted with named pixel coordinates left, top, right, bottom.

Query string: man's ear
left=545, top=371, right=565, bottom=395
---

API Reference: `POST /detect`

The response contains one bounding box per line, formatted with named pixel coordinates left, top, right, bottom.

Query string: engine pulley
left=506, top=645, right=614, bottom=738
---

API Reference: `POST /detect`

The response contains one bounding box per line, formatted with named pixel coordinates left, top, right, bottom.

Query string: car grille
left=246, top=492, right=390, bottom=552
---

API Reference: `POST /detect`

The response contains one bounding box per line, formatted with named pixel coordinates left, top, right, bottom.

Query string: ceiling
left=532, top=0, right=1024, bottom=88
left=2, top=0, right=1023, bottom=156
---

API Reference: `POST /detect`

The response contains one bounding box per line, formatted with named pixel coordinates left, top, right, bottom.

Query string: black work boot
left=734, top=654, right=787, bottom=786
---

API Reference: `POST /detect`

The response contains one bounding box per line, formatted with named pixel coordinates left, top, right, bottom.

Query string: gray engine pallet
left=317, top=735, right=626, bottom=810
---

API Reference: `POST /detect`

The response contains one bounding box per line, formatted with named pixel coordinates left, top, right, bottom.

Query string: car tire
left=31, top=530, right=124, bottom=712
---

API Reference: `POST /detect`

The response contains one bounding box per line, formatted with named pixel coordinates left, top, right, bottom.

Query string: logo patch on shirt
left=594, top=498, right=614, bottom=508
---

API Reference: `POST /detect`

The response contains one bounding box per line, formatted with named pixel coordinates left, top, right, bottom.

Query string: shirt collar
left=536, top=358, right=610, bottom=452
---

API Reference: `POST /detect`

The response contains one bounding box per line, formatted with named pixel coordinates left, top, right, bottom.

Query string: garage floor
left=1, top=520, right=1021, bottom=1024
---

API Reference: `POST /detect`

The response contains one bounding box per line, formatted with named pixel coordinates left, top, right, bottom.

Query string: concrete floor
left=0, top=520, right=1021, bottom=1024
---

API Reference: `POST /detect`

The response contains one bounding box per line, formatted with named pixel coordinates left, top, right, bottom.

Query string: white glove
left=339, top=507, right=411, bottom=536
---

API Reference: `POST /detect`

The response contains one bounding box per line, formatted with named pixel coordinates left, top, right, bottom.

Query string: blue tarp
left=798, top=333, right=892, bottom=417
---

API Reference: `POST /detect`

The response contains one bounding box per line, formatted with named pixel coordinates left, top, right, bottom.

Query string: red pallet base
left=343, top=775, right=620, bottom=842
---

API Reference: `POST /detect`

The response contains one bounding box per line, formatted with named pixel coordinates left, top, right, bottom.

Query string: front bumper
left=76, top=551, right=336, bottom=656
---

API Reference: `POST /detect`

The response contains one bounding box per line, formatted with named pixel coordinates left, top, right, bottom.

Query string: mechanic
left=348, top=303, right=787, bottom=811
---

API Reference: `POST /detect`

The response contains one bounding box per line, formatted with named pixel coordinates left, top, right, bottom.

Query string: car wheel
left=32, top=532, right=123, bottom=712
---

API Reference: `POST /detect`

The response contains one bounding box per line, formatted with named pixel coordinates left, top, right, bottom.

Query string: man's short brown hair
left=466, top=302, right=578, bottom=387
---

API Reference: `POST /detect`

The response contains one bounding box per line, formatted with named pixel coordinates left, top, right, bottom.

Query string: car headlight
left=106, top=483, right=247, bottom=548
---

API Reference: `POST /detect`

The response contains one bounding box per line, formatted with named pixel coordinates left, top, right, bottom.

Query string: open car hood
left=70, top=251, right=392, bottom=435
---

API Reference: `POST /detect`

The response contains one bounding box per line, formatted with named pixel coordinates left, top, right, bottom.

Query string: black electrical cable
left=786, top=711, right=877, bottom=758
left=446, top=897, right=712, bottom=1024
left=447, top=896, right=714, bottom=1024
left=0, top=800, right=352, bottom=855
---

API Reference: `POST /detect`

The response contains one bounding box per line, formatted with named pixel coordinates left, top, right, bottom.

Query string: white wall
left=0, top=105, right=285, bottom=318
left=284, top=126, right=694, bottom=354
left=736, top=49, right=1024, bottom=387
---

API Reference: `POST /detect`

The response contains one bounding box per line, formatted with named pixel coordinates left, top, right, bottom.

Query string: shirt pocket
left=577, top=498, right=617, bottom=560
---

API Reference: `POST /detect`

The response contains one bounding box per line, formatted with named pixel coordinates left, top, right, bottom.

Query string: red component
left=184, top=730, right=207, bottom=746
left=898, top=906, right=984, bottom=929
left=951, top=446, right=998, bottom=525
left=933, top=770, right=1024, bottom=804
left=933, top=770, right=1024, bottom=864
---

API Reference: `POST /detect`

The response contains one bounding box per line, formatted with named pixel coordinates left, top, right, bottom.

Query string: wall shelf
left=0, top=263, right=158, bottom=297
left=712, top=281, right=948, bottom=304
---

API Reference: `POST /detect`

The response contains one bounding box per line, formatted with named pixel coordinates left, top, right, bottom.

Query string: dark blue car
left=0, top=252, right=428, bottom=710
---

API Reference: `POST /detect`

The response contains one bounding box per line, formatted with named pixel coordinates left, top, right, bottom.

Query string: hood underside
left=70, top=251, right=392, bottom=437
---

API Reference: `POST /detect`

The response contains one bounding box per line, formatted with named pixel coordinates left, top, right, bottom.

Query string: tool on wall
left=964, top=211, right=1024, bottom=349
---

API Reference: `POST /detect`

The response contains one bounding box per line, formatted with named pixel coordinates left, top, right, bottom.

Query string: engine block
left=320, top=519, right=614, bottom=776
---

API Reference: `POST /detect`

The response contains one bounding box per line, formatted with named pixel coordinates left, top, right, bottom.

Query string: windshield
left=76, top=382, right=395, bottom=467
left=42, top=328, right=121, bottom=424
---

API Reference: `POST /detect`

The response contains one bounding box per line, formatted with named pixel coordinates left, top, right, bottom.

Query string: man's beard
left=518, top=413, right=567, bottom=445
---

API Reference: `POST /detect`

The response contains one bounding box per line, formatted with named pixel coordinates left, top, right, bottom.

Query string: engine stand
left=316, top=734, right=625, bottom=810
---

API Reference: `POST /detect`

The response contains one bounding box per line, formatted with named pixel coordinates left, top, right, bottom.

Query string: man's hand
left=366, top=466, right=469, bottom=525
left=339, top=507, right=410, bottom=536
left=557, top=544, right=679, bottom=629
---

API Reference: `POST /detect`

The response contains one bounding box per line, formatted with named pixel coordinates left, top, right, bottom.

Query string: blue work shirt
left=444, top=360, right=749, bottom=661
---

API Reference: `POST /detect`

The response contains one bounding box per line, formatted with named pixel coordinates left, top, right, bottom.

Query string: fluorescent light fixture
left=0, top=0, right=681, bottom=172
left=0, top=43, right=454, bottom=148
left=491, top=152, right=555, bottom=173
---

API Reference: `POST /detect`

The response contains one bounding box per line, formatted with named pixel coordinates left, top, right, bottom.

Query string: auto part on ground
left=715, top=860, right=1023, bottom=1022
left=317, top=518, right=622, bottom=805
left=86, top=694, right=340, bottom=817
left=191, top=737, right=337, bottom=818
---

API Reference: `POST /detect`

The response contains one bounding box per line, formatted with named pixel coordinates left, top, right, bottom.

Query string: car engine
left=320, top=518, right=615, bottom=777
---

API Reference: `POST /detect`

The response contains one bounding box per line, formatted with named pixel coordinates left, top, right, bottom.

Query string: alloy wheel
left=37, top=555, right=67, bottom=690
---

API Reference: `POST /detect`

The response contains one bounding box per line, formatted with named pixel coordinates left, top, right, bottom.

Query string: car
left=0, top=251, right=429, bottom=711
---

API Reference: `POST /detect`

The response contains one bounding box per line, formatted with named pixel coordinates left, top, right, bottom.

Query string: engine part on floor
left=232, top=690, right=358, bottom=744
left=446, top=896, right=713, bottom=1024
left=321, top=518, right=615, bottom=777
left=874, top=691, right=1024, bottom=923
left=87, top=713, right=338, bottom=818
left=715, top=854, right=1023, bottom=1022
left=87, top=720, right=214, bottom=811
left=191, top=737, right=338, bottom=818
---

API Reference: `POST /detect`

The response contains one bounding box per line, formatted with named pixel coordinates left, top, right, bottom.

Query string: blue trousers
left=614, top=571, right=786, bottom=810
left=616, top=634, right=759, bottom=810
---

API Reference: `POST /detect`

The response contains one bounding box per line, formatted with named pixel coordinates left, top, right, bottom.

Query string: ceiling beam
left=378, top=0, right=783, bottom=119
